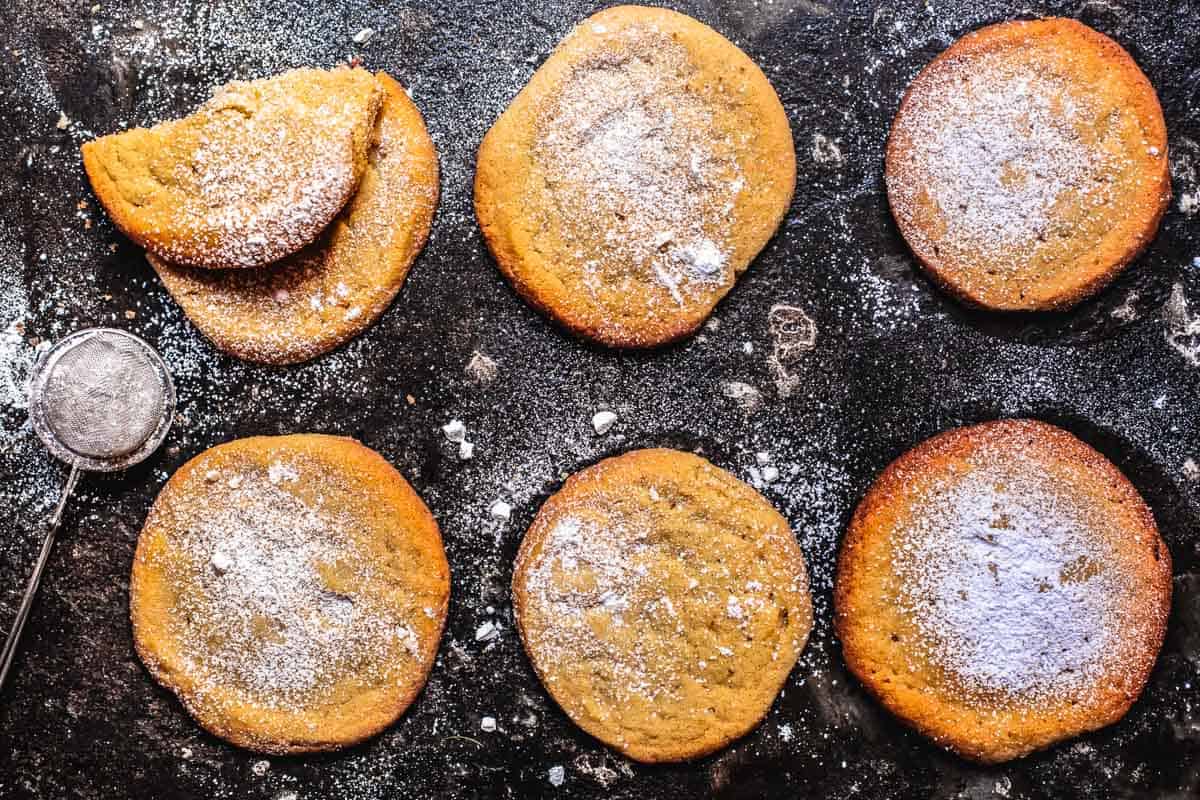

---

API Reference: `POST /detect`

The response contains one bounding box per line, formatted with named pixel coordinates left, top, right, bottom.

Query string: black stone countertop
left=0, top=1, right=1198, bottom=798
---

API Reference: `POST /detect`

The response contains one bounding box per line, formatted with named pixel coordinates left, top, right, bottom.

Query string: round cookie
left=147, top=73, right=438, bottom=364
left=885, top=18, right=1170, bottom=311
left=835, top=420, right=1171, bottom=763
left=83, top=66, right=382, bottom=270
left=130, top=434, right=450, bottom=754
left=475, top=6, right=796, bottom=347
left=512, top=448, right=812, bottom=762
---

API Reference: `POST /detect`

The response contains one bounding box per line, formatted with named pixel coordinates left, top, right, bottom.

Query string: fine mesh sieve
left=2, top=328, right=176, bottom=691
left=30, top=328, right=175, bottom=470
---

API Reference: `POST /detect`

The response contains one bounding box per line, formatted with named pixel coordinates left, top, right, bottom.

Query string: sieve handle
left=0, top=464, right=81, bottom=693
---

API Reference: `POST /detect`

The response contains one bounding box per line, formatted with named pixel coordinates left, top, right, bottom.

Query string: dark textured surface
left=0, top=1, right=1198, bottom=798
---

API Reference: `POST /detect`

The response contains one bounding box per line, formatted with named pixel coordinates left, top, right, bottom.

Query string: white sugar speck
left=489, top=500, right=513, bottom=521
left=442, top=419, right=466, bottom=442
left=591, top=410, right=618, bottom=435
left=475, top=621, right=499, bottom=642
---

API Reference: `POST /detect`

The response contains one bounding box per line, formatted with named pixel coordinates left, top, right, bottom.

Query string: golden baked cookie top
left=512, top=448, right=812, bottom=762
left=148, top=73, right=439, bottom=364
left=475, top=5, right=796, bottom=347
left=885, top=18, right=1170, bottom=310
left=83, top=66, right=383, bottom=269
left=835, top=420, right=1171, bottom=763
left=129, top=434, right=450, bottom=754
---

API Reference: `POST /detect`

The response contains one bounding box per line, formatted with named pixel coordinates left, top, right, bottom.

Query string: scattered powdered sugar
left=811, top=132, right=844, bottom=166
left=722, top=380, right=763, bottom=413
left=1164, top=283, right=1200, bottom=366
left=159, top=463, right=418, bottom=709
left=895, top=457, right=1126, bottom=700
left=766, top=304, right=817, bottom=398
left=0, top=272, right=37, bottom=411
left=590, top=410, right=617, bottom=435
left=531, top=23, right=745, bottom=313
left=518, top=493, right=807, bottom=733
left=464, top=350, right=499, bottom=385
left=888, top=53, right=1115, bottom=262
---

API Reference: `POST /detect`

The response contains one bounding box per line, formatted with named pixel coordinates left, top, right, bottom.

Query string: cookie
left=129, top=434, right=450, bottom=754
left=835, top=420, right=1171, bottom=763
left=475, top=6, right=796, bottom=347
left=83, top=66, right=383, bottom=270
left=512, top=448, right=812, bottom=762
left=147, top=73, right=438, bottom=364
left=885, top=18, right=1170, bottom=311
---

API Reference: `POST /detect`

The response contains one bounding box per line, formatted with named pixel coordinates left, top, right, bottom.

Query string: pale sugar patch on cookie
left=893, top=457, right=1125, bottom=704
left=164, top=467, right=415, bottom=710
left=534, top=31, right=744, bottom=313
left=888, top=58, right=1115, bottom=261
left=884, top=19, right=1170, bottom=310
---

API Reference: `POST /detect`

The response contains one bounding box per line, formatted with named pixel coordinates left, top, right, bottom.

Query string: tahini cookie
left=475, top=6, right=796, bottom=347
left=885, top=18, right=1170, bottom=310
left=835, top=420, right=1171, bottom=763
left=130, top=434, right=450, bottom=754
left=512, top=448, right=812, bottom=762
left=83, top=66, right=382, bottom=269
left=148, top=73, right=438, bottom=364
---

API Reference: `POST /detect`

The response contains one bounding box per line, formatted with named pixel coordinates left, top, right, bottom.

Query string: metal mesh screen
left=40, top=333, right=167, bottom=459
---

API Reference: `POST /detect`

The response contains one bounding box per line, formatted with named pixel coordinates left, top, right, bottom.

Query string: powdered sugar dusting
left=515, top=460, right=811, bottom=753
left=92, top=67, right=381, bottom=270
left=885, top=37, right=1147, bottom=290
left=530, top=21, right=746, bottom=318
left=894, top=68, right=1100, bottom=249
left=895, top=451, right=1129, bottom=702
left=149, top=76, right=436, bottom=363
left=149, top=459, right=428, bottom=711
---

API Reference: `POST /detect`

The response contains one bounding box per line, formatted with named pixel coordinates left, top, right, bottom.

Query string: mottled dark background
left=0, top=1, right=1198, bottom=798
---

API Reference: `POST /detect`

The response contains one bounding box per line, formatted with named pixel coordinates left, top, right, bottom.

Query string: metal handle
left=0, top=464, right=80, bottom=693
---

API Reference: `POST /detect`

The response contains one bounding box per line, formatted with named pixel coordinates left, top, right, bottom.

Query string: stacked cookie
left=83, top=67, right=438, bottom=364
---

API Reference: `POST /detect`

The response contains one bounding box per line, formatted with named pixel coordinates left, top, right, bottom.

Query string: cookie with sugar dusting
left=83, top=66, right=382, bottom=270
left=147, top=73, right=438, bottom=364
left=130, top=434, right=450, bottom=754
left=885, top=18, right=1170, bottom=311
left=475, top=6, right=796, bottom=347
left=835, top=419, right=1171, bottom=763
left=512, top=448, right=813, bottom=762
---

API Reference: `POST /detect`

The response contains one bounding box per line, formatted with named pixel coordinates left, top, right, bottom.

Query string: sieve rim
left=28, top=328, right=177, bottom=472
